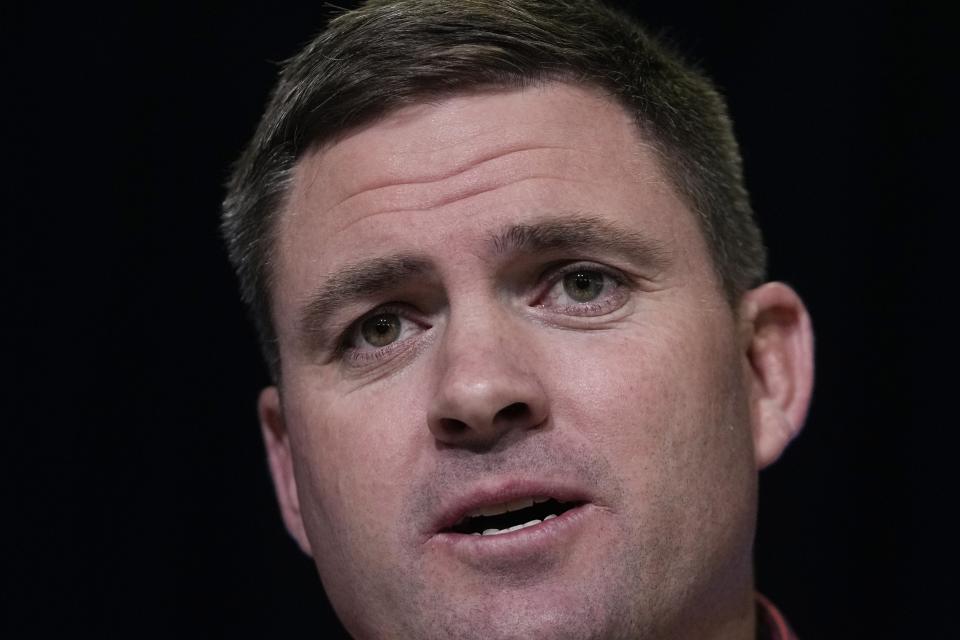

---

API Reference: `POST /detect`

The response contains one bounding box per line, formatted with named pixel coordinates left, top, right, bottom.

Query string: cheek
left=545, top=309, right=753, bottom=498
left=281, top=376, right=440, bottom=637
left=284, top=377, right=430, bottom=554
left=542, top=309, right=757, bottom=585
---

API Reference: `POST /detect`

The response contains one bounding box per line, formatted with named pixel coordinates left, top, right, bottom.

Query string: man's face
left=266, top=83, right=763, bottom=639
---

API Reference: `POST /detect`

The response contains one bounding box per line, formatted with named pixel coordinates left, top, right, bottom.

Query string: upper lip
left=429, top=477, right=592, bottom=535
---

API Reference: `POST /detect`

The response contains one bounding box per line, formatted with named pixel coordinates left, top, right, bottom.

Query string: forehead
left=289, top=84, right=651, bottom=218
left=273, top=82, right=709, bottom=312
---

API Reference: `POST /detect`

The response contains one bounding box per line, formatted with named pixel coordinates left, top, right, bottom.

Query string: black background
left=4, top=1, right=951, bottom=638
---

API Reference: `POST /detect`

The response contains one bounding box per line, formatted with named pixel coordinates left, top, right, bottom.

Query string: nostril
left=496, top=402, right=529, bottom=422
left=429, top=399, right=545, bottom=447
left=439, top=418, right=469, bottom=434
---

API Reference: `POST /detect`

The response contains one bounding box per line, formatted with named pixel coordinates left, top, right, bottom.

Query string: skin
left=258, top=83, right=814, bottom=639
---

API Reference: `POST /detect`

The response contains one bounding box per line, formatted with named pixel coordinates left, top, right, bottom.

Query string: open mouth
left=445, top=497, right=584, bottom=536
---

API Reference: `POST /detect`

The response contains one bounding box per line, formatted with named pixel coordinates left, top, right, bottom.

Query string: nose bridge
left=427, top=295, right=548, bottom=448
left=444, top=301, right=516, bottom=378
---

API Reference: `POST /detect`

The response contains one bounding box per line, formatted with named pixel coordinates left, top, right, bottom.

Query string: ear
left=259, top=386, right=313, bottom=555
left=739, top=282, right=815, bottom=469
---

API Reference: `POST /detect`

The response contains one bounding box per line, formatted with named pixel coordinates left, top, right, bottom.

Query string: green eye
left=360, top=313, right=402, bottom=347
left=562, top=270, right=605, bottom=302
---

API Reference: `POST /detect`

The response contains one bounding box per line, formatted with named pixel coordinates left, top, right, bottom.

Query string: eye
left=338, top=305, right=430, bottom=364
left=537, top=264, right=629, bottom=316
left=360, top=313, right=402, bottom=348
left=562, top=269, right=605, bottom=303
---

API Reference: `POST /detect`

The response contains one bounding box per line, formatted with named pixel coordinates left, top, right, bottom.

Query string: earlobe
left=740, top=282, right=815, bottom=469
left=259, top=386, right=313, bottom=555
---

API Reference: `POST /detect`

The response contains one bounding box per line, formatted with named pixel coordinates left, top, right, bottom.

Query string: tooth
left=543, top=514, right=557, bottom=521
left=471, top=532, right=481, bottom=536
left=466, top=505, right=495, bottom=518
left=482, top=528, right=501, bottom=536
left=478, top=503, right=509, bottom=517
left=506, top=498, right=534, bottom=512
left=503, top=519, right=543, bottom=534
left=467, top=496, right=547, bottom=519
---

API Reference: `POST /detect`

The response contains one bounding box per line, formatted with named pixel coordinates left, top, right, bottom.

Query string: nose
left=426, top=310, right=549, bottom=451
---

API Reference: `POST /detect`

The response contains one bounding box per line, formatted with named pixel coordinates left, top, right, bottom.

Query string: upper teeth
left=465, top=496, right=550, bottom=518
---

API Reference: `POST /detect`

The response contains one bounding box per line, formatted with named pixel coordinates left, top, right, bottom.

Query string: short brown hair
left=222, top=0, right=766, bottom=380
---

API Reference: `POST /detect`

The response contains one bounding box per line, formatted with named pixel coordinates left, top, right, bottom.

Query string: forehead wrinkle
left=327, top=143, right=572, bottom=214
left=352, top=175, right=587, bottom=228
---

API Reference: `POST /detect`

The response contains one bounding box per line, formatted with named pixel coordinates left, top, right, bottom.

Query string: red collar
left=756, top=592, right=798, bottom=640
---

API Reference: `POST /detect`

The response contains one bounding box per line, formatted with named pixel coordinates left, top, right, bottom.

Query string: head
left=222, top=2, right=813, bottom=639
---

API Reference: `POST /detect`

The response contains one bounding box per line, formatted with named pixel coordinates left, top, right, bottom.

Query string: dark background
left=4, top=1, right=951, bottom=637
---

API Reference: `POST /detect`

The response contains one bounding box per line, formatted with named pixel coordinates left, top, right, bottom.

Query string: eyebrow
left=298, top=254, right=433, bottom=349
left=297, top=215, right=671, bottom=350
left=490, top=215, right=671, bottom=269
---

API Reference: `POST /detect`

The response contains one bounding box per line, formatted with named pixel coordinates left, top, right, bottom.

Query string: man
left=221, top=1, right=814, bottom=638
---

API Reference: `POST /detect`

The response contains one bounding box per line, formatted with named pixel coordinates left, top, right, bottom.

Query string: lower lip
left=429, top=503, right=594, bottom=563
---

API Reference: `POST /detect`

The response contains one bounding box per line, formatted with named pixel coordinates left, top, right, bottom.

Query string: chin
left=393, top=586, right=638, bottom=640
left=338, top=551, right=648, bottom=640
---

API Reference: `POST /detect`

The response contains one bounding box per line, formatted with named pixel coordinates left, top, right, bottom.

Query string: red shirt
left=756, top=592, right=799, bottom=640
